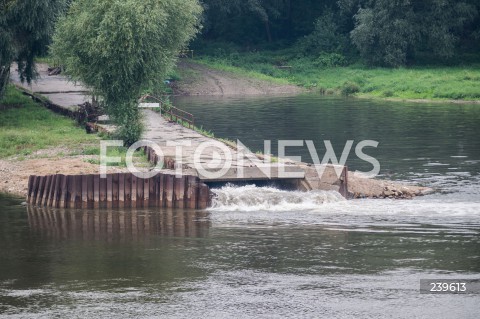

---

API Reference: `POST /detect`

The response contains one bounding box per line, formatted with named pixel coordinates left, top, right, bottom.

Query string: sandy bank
left=172, top=61, right=304, bottom=96
left=0, top=155, right=130, bottom=198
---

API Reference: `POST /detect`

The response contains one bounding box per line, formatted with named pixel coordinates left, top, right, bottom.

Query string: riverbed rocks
left=347, top=173, right=433, bottom=199
left=296, top=164, right=433, bottom=199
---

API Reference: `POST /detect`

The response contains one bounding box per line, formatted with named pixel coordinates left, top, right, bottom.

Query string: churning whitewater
left=210, top=185, right=345, bottom=212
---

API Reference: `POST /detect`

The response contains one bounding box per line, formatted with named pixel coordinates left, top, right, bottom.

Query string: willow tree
left=0, top=0, right=67, bottom=98
left=350, top=0, right=477, bottom=66
left=51, top=0, right=202, bottom=144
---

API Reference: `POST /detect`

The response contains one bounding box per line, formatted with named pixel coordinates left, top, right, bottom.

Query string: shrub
left=314, top=52, right=347, bottom=68
left=341, top=81, right=360, bottom=96
left=298, top=10, right=348, bottom=55
left=382, top=90, right=394, bottom=97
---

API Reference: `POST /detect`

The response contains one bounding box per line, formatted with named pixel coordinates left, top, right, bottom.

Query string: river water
left=1, top=95, right=479, bottom=318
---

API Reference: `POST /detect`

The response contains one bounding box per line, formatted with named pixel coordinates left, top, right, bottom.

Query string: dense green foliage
left=192, top=0, right=480, bottom=101
left=0, top=0, right=67, bottom=98
left=350, top=0, right=478, bottom=66
left=196, top=0, right=480, bottom=67
left=195, top=50, right=480, bottom=100
left=51, top=0, right=202, bottom=144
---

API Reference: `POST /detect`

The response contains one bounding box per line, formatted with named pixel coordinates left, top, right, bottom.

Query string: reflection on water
left=1, top=95, right=480, bottom=318
left=174, top=94, right=480, bottom=185
left=27, top=206, right=211, bottom=242
left=1, top=193, right=480, bottom=318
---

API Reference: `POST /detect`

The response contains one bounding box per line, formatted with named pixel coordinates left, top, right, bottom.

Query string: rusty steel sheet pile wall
left=27, top=173, right=211, bottom=209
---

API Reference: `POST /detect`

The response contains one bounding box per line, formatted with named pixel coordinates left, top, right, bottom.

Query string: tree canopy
left=350, top=0, right=478, bottom=66
left=197, top=0, right=479, bottom=67
left=51, top=0, right=202, bottom=144
left=0, top=0, right=67, bottom=98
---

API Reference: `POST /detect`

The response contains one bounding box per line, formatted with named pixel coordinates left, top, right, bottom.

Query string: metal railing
left=162, top=104, right=195, bottom=129
left=139, top=94, right=195, bottom=129
left=179, top=50, right=194, bottom=59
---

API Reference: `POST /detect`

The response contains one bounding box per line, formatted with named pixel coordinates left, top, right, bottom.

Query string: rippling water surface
left=1, top=95, right=479, bottom=318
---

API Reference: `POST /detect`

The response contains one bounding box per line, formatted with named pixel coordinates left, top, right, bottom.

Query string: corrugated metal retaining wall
left=27, top=173, right=210, bottom=209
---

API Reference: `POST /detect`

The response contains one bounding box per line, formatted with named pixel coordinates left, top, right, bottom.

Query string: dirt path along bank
left=172, top=61, right=304, bottom=96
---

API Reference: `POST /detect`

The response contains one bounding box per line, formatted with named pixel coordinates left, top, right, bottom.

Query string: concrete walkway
left=142, top=109, right=306, bottom=182
left=10, top=64, right=307, bottom=182
left=10, top=63, right=89, bottom=110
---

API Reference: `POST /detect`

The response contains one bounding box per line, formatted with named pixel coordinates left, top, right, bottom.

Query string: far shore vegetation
left=180, top=0, right=480, bottom=103
left=186, top=47, right=480, bottom=103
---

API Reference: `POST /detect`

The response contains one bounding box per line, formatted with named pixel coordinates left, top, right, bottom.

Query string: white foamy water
left=210, top=185, right=345, bottom=212
left=208, top=184, right=480, bottom=231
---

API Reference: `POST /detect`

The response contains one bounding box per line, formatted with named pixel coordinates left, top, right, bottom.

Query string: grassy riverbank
left=192, top=51, right=480, bottom=102
left=0, top=85, right=147, bottom=165
left=0, top=85, right=152, bottom=196
left=0, top=85, right=98, bottom=158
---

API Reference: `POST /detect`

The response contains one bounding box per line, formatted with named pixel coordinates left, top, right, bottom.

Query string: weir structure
left=13, top=66, right=348, bottom=209
left=26, top=166, right=348, bottom=210
left=26, top=109, right=349, bottom=209
left=141, top=109, right=348, bottom=199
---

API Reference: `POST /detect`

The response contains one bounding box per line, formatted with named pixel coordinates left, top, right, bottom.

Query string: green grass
left=34, top=56, right=53, bottom=65
left=193, top=50, right=480, bottom=101
left=0, top=85, right=152, bottom=168
left=195, top=125, right=215, bottom=138
left=0, top=85, right=98, bottom=158
left=82, top=146, right=149, bottom=167
left=34, top=56, right=62, bottom=67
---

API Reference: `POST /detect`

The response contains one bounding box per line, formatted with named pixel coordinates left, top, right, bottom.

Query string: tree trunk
left=265, top=19, right=273, bottom=43
left=0, top=65, right=10, bottom=99
left=286, top=0, right=292, bottom=39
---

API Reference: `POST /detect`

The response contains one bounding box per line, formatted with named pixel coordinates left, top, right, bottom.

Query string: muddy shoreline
left=171, top=61, right=304, bottom=96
